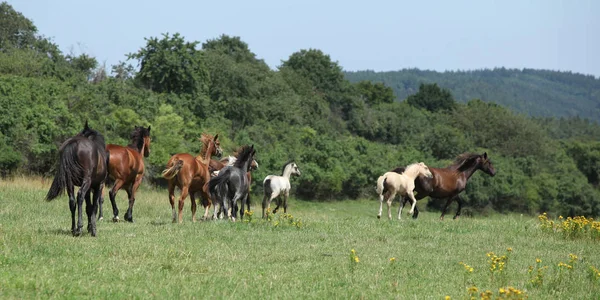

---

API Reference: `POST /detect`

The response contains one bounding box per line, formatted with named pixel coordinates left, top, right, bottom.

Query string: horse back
left=106, top=144, right=144, bottom=180
left=414, top=167, right=462, bottom=199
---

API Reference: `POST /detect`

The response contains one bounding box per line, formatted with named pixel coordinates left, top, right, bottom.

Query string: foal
left=376, top=162, right=432, bottom=220
left=262, top=161, right=301, bottom=218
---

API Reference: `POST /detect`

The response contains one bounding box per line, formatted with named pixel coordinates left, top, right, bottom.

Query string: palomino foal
left=376, top=162, right=433, bottom=220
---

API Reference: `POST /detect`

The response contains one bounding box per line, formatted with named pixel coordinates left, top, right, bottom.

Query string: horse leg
left=85, top=190, right=93, bottom=233
left=397, top=194, right=405, bottom=220
left=453, top=196, right=464, bottom=220
left=272, top=191, right=282, bottom=214
left=90, top=186, right=100, bottom=236
left=178, top=186, right=190, bottom=224
left=124, top=176, right=143, bottom=223
left=440, top=197, right=455, bottom=220
left=67, top=182, right=76, bottom=236
left=98, top=187, right=104, bottom=221
left=377, top=193, right=384, bottom=219
left=261, top=194, right=269, bottom=219
left=407, top=191, right=418, bottom=216
left=168, top=182, right=177, bottom=223
left=75, top=179, right=91, bottom=236
left=283, top=192, right=289, bottom=214
left=199, top=188, right=212, bottom=220
left=386, top=191, right=396, bottom=220
left=109, top=179, right=125, bottom=222
left=189, top=192, right=198, bottom=223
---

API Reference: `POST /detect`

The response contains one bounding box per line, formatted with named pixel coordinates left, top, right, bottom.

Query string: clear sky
left=8, top=0, right=600, bottom=77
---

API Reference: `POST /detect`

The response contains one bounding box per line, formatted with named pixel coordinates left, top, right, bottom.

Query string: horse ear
left=84, top=120, right=89, bottom=130
left=483, top=152, right=488, bottom=159
left=147, top=126, right=151, bottom=132
left=214, top=134, right=219, bottom=141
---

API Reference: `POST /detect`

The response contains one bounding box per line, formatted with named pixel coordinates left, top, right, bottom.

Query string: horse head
left=478, top=152, right=496, bottom=176
left=417, top=162, right=433, bottom=178
left=142, top=126, right=151, bottom=157
left=250, top=159, right=259, bottom=171
left=213, top=134, right=223, bottom=157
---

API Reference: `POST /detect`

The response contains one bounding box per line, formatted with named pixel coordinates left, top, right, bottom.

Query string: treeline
left=345, top=68, right=600, bottom=122
left=1, top=2, right=599, bottom=217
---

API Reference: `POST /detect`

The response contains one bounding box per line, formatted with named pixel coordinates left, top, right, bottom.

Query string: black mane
left=127, top=126, right=149, bottom=152
left=233, top=145, right=254, bottom=169
left=449, top=153, right=481, bottom=171
left=281, top=160, right=295, bottom=175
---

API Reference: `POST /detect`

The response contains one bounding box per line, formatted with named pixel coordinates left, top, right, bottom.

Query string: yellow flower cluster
left=538, top=213, right=600, bottom=240
left=487, top=252, right=509, bottom=274
left=589, top=266, right=600, bottom=281
left=349, top=249, right=360, bottom=264
left=459, top=261, right=474, bottom=273
left=497, top=286, right=528, bottom=299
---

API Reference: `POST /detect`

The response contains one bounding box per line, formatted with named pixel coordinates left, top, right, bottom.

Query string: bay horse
left=46, top=121, right=108, bottom=237
left=161, top=133, right=222, bottom=223
left=208, top=145, right=256, bottom=221
left=262, top=161, right=301, bottom=218
left=376, top=162, right=433, bottom=220
left=398, top=152, right=496, bottom=220
left=98, top=126, right=151, bottom=223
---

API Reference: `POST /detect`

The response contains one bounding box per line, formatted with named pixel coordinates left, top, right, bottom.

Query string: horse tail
left=208, top=167, right=231, bottom=200
left=376, top=174, right=387, bottom=196
left=263, top=178, right=272, bottom=198
left=46, top=141, right=81, bottom=201
left=162, top=159, right=183, bottom=179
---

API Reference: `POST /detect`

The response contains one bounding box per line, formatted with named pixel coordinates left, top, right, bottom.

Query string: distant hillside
left=344, top=68, right=600, bottom=122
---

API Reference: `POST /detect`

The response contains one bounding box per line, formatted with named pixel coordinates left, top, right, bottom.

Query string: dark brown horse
left=161, top=133, right=223, bottom=223
left=394, top=152, right=496, bottom=220
left=46, top=121, right=108, bottom=236
left=99, top=126, right=151, bottom=222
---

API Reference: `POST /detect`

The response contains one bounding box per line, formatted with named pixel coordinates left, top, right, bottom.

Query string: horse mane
left=449, top=153, right=481, bottom=171
left=198, top=133, right=215, bottom=157
left=281, top=160, right=295, bottom=175
left=76, top=124, right=106, bottom=150
left=127, top=126, right=149, bottom=152
left=233, top=145, right=254, bottom=168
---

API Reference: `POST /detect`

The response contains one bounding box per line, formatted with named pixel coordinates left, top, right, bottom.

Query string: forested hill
left=344, top=69, right=600, bottom=122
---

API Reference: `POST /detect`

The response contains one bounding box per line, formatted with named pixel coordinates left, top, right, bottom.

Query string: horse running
left=262, top=161, right=301, bottom=218
left=162, top=133, right=222, bottom=223
left=209, top=152, right=259, bottom=218
left=398, top=152, right=496, bottom=220
left=99, top=126, right=151, bottom=222
left=46, top=121, right=108, bottom=236
left=376, top=162, right=433, bottom=220
left=208, top=145, right=256, bottom=221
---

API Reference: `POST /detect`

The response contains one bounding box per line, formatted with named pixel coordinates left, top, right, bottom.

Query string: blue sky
left=8, top=0, right=600, bottom=77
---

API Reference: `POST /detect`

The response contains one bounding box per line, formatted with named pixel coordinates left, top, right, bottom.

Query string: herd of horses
left=45, top=122, right=496, bottom=237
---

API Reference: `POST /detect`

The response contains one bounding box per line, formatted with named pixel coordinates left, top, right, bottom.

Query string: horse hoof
left=113, top=216, right=120, bottom=222
left=125, top=216, right=133, bottom=223
left=98, top=217, right=104, bottom=222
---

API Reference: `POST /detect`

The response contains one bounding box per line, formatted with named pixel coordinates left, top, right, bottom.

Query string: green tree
left=0, top=2, right=37, bottom=49
left=128, top=33, right=209, bottom=95
left=406, top=83, right=456, bottom=112
left=355, top=80, right=395, bottom=106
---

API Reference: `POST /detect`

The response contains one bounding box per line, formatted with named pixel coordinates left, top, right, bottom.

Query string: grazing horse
left=162, top=133, right=223, bottom=223
left=399, top=152, right=496, bottom=220
left=46, top=121, right=108, bottom=237
left=98, top=126, right=151, bottom=222
left=376, top=162, right=433, bottom=220
left=262, top=161, right=301, bottom=218
left=210, top=152, right=259, bottom=218
left=208, top=145, right=256, bottom=221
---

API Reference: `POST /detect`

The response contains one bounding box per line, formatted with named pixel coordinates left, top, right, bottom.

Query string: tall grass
left=0, top=177, right=598, bottom=299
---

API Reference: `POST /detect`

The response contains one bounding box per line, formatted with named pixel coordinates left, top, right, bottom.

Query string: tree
left=281, top=49, right=347, bottom=97
left=202, top=34, right=266, bottom=66
left=128, top=33, right=209, bottom=95
left=355, top=80, right=395, bottom=106
left=406, top=83, right=456, bottom=112
left=0, top=2, right=37, bottom=50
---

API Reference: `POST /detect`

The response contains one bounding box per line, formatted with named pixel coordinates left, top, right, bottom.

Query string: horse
left=398, top=152, right=496, bottom=220
left=161, top=133, right=223, bottom=223
left=376, top=162, right=433, bottom=220
left=98, top=126, right=151, bottom=223
left=209, top=152, right=259, bottom=218
left=262, top=161, right=302, bottom=218
left=45, top=121, right=108, bottom=237
left=208, top=145, right=256, bottom=221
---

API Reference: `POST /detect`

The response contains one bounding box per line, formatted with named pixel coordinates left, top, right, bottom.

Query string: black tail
left=208, top=167, right=231, bottom=200
left=263, top=178, right=272, bottom=198
left=46, top=142, right=82, bottom=201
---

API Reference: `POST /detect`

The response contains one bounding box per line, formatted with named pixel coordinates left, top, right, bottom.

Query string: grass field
left=1, top=177, right=599, bottom=299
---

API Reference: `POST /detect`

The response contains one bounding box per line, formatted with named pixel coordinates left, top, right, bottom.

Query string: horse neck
left=404, top=165, right=422, bottom=179
left=197, top=141, right=215, bottom=165
left=458, top=160, right=481, bottom=180
left=282, top=165, right=293, bottom=179
left=240, top=156, right=253, bottom=172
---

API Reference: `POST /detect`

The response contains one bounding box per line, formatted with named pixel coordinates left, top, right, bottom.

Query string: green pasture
left=0, top=177, right=598, bottom=299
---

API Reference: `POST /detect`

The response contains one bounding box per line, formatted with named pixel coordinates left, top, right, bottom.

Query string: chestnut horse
left=161, top=133, right=222, bottom=223
left=396, top=152, right=496, bottom=220
left=46, top=121, right=108, bottom=236
left=99, top=126, right=151, bottom=223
